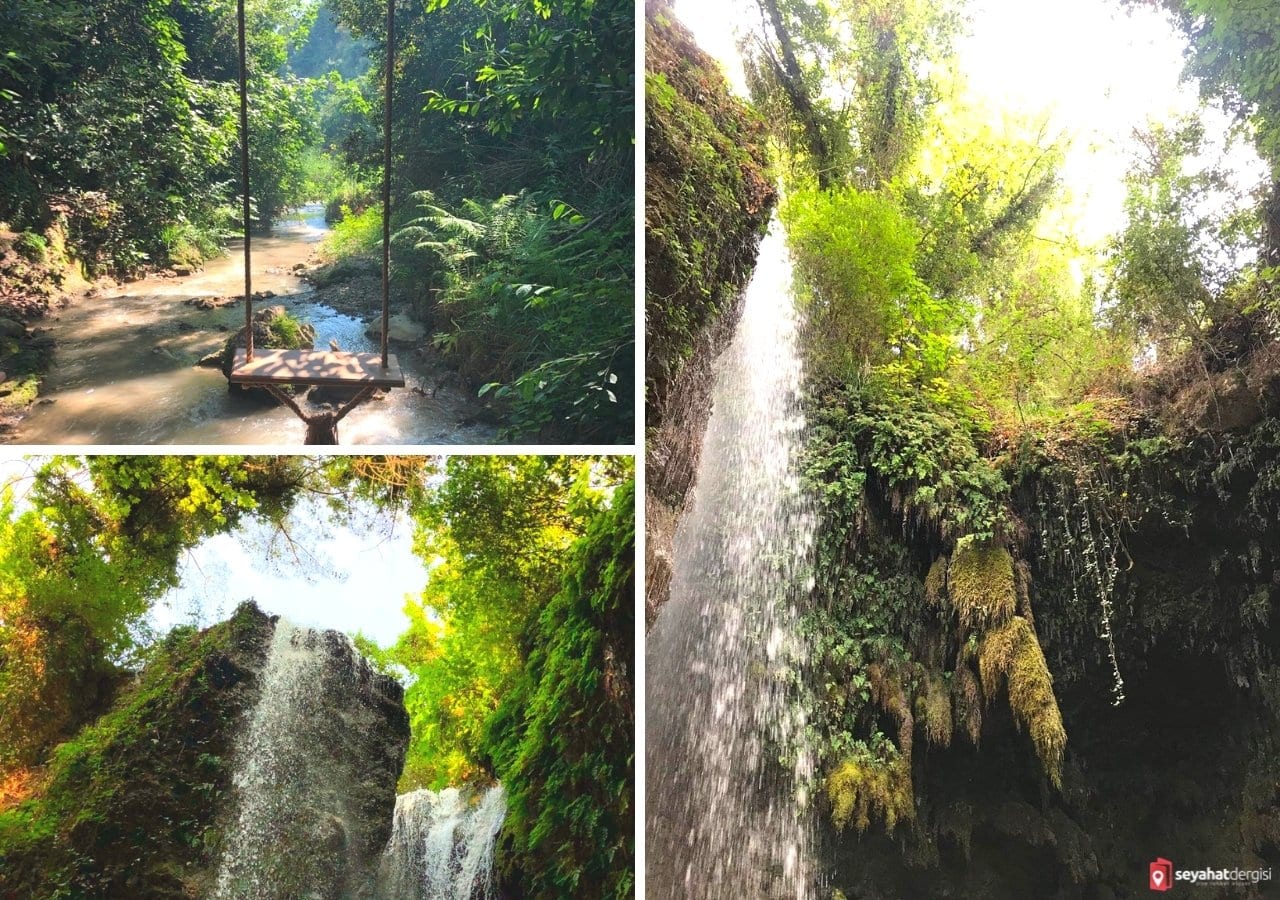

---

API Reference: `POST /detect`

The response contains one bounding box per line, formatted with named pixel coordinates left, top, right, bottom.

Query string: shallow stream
left=10, top=206, right=492, bottom=445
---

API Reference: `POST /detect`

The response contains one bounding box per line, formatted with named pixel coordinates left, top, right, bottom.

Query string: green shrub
left=13, top=231, right=46, bottom=264
left=323, top=204, right=382, bottom=259
left=482, top=479, right=635, bottom=899
left=396, top=190, right=633, bottom=442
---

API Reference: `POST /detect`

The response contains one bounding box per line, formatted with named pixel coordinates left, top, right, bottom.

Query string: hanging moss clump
left=923, top=556, right=947, bottom=606
left=826, top=754, right=914, bottom=834
left=978, top=616, right=1066, bottom=787
left=868, top=662, right=913, bottom=759
left=918, top=673, right=953, bottom=747
left=953, top=659, right=984, bottom=745
left=947, top=538, right=1017, bottom=630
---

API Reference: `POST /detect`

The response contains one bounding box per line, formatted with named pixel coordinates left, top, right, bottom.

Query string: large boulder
left=0, top=603, right=275, bottom=899
left=0, top=604, right=411, bottom=900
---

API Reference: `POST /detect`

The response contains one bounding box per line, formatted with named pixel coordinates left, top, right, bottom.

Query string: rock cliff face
left=644, top=1, right=775, bottom=625
left=0, top=603, right=409, bottom=900
left=212, top=618, right=409, bottom=900
left=806, top=333, right=1280, bottom=898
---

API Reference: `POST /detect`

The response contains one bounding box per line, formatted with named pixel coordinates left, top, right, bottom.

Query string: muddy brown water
left=8, top=206, right=494, bottom=445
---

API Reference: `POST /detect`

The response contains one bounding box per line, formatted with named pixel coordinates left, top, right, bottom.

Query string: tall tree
left=744, top=0, right=959, bottom=189
left=1140, top=0, right=1280, bottom=266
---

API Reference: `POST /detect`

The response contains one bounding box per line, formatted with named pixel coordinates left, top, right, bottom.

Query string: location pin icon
left=1152, top=870, right=1164, bottom=887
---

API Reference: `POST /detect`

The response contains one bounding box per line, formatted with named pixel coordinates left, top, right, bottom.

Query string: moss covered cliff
left=644, top=0, right=775, bottom=623
left=0, top=602, right=411, bottom=900
left=486, top=478, right=636, bottom=900
left=0, top=603, right=273, bottom=899
left=804, top=321, right=1280, bottom=896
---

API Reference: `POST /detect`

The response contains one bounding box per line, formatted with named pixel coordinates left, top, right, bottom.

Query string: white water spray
left=380, top=785, right=507, bottom=899
left=212, top=620, right=394, bottom=899
left=646, top=220, right=819, bottom=898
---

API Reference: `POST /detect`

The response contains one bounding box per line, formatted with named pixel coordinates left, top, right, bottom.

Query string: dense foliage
left=0, top=0, right=326, bottom=275
left=483, top=478, right=635, bottom=899
left=1, top=454, right=636, bottom=896
left=0, top=456, right=309, bottom=771
left=320, top=0, right=635, bottom=441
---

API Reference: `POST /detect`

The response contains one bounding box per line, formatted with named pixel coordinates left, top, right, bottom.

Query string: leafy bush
left=323, top=203, right=381, bottom=258
left=783, top=186, right=966, bottom=385
left=12, top=231, right=46, bottom=264
left=396, top=191, right=633, bottom=441
left=482, top=478, right=635, bottom=900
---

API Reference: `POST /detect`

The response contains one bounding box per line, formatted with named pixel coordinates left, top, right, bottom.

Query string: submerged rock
left=219, top=305, right=316, bottom=402
left=367, top=312, right=425, bottom=345
left=187, top=295, right=241, bottom=310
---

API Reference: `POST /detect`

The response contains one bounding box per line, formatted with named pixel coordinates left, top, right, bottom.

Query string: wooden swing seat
left=228, top=347, right=405, bottom=388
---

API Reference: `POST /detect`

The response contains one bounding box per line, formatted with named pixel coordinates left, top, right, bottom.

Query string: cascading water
left=212, top=619, right=407, bottom=900
left=379, top=785, right=507, bottom=899
left=646, top=219, right=819, bottom=899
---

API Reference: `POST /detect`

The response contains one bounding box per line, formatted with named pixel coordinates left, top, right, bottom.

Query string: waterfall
left=379, top=785, right=507, bottom=899
left=212, top=620, right=402, bottom=900
left=646, top=219, right=819, bottom=899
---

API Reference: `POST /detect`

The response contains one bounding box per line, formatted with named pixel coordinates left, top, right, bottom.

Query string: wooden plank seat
left=228, top=347, right=405, bottom=388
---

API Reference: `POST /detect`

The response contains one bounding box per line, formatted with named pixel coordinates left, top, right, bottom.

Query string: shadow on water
left=9, top=205, right=495, bottom=445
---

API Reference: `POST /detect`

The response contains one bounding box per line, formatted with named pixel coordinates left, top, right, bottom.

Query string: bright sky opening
left=1, top=459, right=423, bottom=647
left=153, top=494, right=422, bottom=646
left=670, top=0, right=1267, bottom=247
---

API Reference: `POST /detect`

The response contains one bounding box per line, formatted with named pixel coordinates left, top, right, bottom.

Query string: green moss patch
left=947, top=539, right=1017, bottom=631
left=0, top=603, right=271, bottom=898
left=827, top=753, right=914, bottom=834
left=645, top=9, right=775, bottom=425
left=978, top=616, right=1066, bottom=788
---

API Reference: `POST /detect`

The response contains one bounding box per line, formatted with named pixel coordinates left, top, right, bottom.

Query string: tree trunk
left=759, top=0, right=832, bottom=188
left=1263, top=179, right=1280, bottom=270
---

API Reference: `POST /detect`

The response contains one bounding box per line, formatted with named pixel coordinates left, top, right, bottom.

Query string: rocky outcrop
left=808, top=357, right=1280, bottom=898
left=0, top=603, right=274, bottom=898
left=0, top=603, right=411, bottom=900
left=644, top=2, right=775, bottom=625
left=211, top=620, right=409, bottom=900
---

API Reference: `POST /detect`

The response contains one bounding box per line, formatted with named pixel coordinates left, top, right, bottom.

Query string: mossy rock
left=220, top=305, right=316, bottom=400
left=978, top=616, right=1065, bottom=787
left=645, top=7, right=775, bottom=426
left=0, top=603, right=273, bottom=899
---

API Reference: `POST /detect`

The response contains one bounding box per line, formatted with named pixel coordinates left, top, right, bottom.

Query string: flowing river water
left=645, top=221, right=820, bottom=899
left=9, top=206, right=493, bottom=445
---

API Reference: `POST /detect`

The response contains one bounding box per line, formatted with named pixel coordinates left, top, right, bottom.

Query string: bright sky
left=671, top=0, right=1268, bottom=247
left=1, top=459, right=423, bottom=647
left=153, top=494, right=423, bottom=646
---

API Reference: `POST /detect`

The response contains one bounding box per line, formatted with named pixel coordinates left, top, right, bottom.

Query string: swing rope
left=237, top=0, right=253, bottom=360
left=382, top=0, right=394, bottom=368
left=235, top=0, right=394, bottom=364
